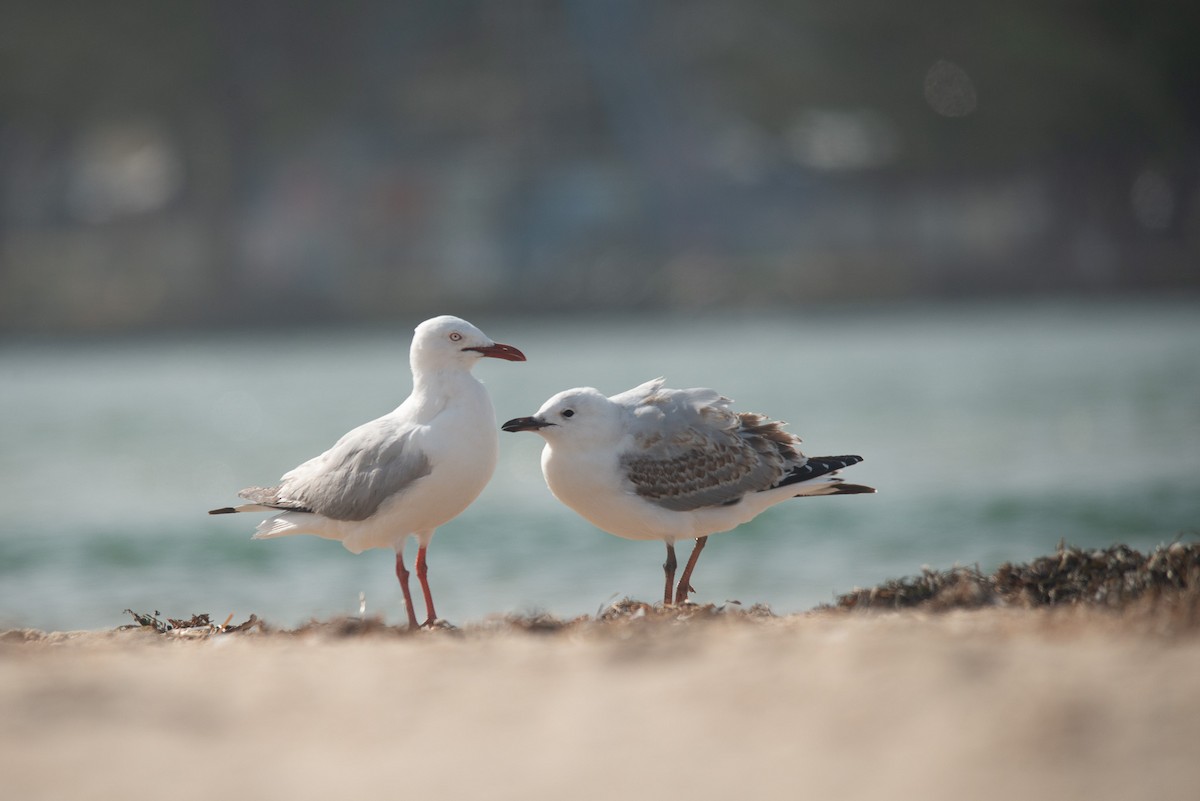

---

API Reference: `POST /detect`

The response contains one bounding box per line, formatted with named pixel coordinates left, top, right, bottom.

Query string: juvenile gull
left=502, top=378, right=874, bottom=605
left=210, top=315, right=525, bottom=628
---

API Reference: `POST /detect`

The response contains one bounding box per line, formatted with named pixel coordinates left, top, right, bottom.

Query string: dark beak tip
left=501, top=416, right=542, bottom=433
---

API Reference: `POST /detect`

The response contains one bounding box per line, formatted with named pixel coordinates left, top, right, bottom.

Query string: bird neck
left=410, top=366, right=480, bottom=404
left=398, top=367, right=489, bottom=424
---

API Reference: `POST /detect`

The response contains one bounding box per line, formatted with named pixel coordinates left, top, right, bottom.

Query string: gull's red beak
left=464, top=342, right=526, bottom=362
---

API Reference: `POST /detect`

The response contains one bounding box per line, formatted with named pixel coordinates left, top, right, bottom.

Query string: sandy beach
left=3, top=598, right=1198, bottom=801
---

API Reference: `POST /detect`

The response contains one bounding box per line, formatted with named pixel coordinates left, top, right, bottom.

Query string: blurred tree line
left=1, top=0, right=1196, bottom=333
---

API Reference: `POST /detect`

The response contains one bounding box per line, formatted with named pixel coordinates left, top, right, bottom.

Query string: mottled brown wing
left=621, top=409, right=804, bottom=512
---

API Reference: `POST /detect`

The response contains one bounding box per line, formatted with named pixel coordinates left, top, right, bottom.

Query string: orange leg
left=416, top=546, right=438, bottom=627
left=674, top=536, right=708, bottom=605
left=395, top=550, right=420, bottom=629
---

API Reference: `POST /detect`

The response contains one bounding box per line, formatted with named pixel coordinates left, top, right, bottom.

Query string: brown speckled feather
left=616, top=380, right=808, bottom=512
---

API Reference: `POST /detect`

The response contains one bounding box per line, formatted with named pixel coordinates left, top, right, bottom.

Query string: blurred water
left=2, top=300, right=1198, bottom=631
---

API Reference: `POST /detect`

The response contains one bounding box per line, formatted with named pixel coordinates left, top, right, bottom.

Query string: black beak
left=502, top=416, right=552, bottom=433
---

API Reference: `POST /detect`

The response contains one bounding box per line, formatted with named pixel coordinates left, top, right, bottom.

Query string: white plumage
left=503, top=378, right=873, bottom=605
left=211, top=315, right=525, bottom=627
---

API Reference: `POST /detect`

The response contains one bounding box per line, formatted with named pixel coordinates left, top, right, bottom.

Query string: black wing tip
left=208, top=507, right=238, bottom=515
left=776, top=455, right=866, bottom=487
left=807, top=455, right=865, bottom=469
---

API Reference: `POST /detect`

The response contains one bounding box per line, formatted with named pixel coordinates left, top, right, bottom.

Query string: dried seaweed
left=833, top=540, right=1200, bottom=616
left=107, top=541, right=1200, bottom=640
left=490, top=611, right=585, bottom=633
left=121, top=609, right=263, bottom=636
left=598, top=597, right=774, bottom=622
left=288, top=615, right=415, bottom=638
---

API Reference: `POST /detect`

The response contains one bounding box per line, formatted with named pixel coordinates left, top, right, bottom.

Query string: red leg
left=416, top=546, right=437, bottom=627
left=663, top=543, right=677, bottom=606
left=395, top=549, right=420, bottom=629
left=674, top=536, right=708, bottom=605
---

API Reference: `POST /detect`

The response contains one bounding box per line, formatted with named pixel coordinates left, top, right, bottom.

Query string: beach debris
left=104, top=541, right=1198, bottom=639
left=297, top=615, right=400, bottom=637
left=121, top=609, right=263, bottom=637
left=461, top=600, right=773, bottom=637
left=502, top=612, right=581, bottom=633
left=476, top=611, right=587, bottom=634
left=598, top=597, right=774, bottom=622
left=286, top=614, right=455, bottom=638
left=833, top=540, right=1200, bottom=617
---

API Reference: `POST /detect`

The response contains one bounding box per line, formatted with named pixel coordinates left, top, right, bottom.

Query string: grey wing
left=233, top=485, right=314, bottom=512
left=618, top=386, right=804, bottom=512
left=256, top=419, right=432, bottom=522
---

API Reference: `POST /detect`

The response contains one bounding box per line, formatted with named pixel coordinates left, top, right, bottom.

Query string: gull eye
left=562, top=409, right=575, bottom=418
left=449, top=332, right=463, bottom=342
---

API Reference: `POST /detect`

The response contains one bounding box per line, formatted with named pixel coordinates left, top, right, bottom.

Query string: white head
left=501, top=387, right=622, bottom=446
left=410, top=315, right=525, bottom=373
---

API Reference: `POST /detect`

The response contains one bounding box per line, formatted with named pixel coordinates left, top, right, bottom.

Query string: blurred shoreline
left=3, top=291, right=1198, bottom=344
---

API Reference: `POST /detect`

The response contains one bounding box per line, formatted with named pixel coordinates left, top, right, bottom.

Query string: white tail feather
left=790, top=477, right=846, bottom=497
left=252, top=512, right=315, bottom=540
left=233, top=503, right=276, bottom=513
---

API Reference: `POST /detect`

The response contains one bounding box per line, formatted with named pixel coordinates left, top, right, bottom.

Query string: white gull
left=502, top=378, right=874, bottom=605
left=210, top=315, right=525, bottom=628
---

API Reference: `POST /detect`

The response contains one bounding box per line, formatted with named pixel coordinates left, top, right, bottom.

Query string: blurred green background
left=2, top=0, right=1197, bottom=334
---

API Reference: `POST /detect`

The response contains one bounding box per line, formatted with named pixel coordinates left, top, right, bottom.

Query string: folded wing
left=244, top=418, right=433, bottom=522
left=617, top=384, right=806, bottom=512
